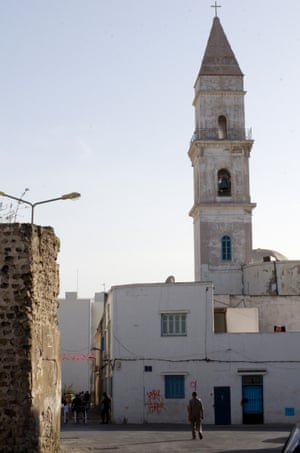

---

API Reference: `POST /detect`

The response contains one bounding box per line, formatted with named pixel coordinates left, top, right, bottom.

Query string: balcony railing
left=190, top=128, right=252, bottom=144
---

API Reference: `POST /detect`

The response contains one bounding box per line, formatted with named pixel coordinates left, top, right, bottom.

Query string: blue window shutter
left=165, top=375, right=185, bottom=399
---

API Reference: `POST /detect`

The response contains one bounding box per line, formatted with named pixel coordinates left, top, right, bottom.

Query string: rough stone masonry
left=0, top=224, right=61, bottom=452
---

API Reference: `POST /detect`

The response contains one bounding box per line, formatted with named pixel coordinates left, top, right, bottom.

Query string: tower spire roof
left=199, top=16, right=243, bottom=76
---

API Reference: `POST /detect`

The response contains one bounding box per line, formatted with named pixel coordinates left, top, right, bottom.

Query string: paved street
left=60, top=422, right=291, bottom=452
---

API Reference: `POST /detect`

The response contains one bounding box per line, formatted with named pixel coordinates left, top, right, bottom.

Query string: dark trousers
left=101, top=408, right=110, bottom=423
left=190, top=415, right=203, bottom=437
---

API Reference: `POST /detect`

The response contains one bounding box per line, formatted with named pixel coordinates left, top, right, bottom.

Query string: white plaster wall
left=106, top=283, right=300, bottom=425
left=226, top=308, right=258, bottom=332
left=109, top=282, right=213, bottom=423
left=113, top=360, right=215, bottom=424
left=112, top=333, right=300, bottom=424
left=111, top=283, right=212, bottom=360
left=209, top=333, right=300, bottom=423
left=58, top=292, right=103, bottom=393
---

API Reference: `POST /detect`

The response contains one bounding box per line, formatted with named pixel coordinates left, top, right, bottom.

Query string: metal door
left=242, top=375, right=263, bottom=424
left=214, top=386, right=231, bottom=425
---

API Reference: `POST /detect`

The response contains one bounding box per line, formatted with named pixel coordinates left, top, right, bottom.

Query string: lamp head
left=61, top=192, right=81, bottom=200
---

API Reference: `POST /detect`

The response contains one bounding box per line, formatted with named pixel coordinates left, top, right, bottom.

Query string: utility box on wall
left=0, top=224, right=61, bottom=453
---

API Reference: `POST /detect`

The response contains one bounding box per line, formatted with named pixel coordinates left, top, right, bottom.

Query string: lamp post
left=0, top=191, right=81, bottom=224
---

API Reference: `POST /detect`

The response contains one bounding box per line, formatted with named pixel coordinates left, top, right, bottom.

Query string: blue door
left=214, top=387, right=231, bottom=425
left=242, top=375, right=263, bottom=424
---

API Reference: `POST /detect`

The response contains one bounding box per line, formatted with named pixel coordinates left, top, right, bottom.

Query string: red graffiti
left=190, top=380, right=197, bottom=391
left=146, top=389, right=165, bottom=414
left=147, top=402, right=164, bottom=414
left=147, top=389, right=161, bottom=401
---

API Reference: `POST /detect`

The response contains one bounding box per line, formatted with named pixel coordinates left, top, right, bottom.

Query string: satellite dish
left=165, top=275, right=175, bottom=283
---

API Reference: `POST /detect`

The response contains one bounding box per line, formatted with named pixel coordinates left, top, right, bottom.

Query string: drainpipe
left=273, top=261, right=279, bottom=295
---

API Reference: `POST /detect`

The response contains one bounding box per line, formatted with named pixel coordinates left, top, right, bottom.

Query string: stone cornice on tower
left=188, top=140, right=254, bottom=161
left=189, top=202, right=257, bottom=219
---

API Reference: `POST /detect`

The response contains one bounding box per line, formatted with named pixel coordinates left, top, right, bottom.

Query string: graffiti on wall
left=145, top=389, right=165, bottom=414
left=189, top=380, right=197, bottom=392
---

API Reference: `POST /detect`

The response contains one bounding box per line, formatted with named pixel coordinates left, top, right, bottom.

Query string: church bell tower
left=188, top=15, right=256, bottom=294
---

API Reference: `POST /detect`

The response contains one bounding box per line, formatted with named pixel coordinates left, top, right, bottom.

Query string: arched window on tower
left=221, top=235, right=232, bottom=261
left=218, top=115, right=227, bottom=139
left=218, top=169, right=231, bottom=196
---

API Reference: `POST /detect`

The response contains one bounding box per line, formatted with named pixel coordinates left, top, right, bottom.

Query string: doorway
left=241, top=375, right=264, bottom=424
left=214, top=386, right=231, bottom=425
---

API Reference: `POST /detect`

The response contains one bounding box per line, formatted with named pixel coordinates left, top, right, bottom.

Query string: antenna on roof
left=211, top=1, right=222, bottom=17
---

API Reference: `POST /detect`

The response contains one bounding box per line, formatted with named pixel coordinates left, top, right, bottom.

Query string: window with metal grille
left=165, top=375, right=185, bottom=399
left=161, top=313, right=187, bottom=336
left=222, top=235, right=232, bottom=260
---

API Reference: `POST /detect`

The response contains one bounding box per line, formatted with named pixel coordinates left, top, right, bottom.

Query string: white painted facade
left=99, top=283, right=300, bottom=424
left=58, top=291, right=104, bottom=395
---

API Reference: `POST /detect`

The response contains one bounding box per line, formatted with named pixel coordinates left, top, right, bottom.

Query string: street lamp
left=0, top=191, right=81, bottom=224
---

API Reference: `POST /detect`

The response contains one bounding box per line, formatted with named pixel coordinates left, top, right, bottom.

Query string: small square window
left=144, top=366, right=152, bottom=372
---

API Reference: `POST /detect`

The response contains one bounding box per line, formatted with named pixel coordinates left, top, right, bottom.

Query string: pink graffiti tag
left=190, top=380, right=197, bottom=391
left=146, top=389, right=165, bottom=414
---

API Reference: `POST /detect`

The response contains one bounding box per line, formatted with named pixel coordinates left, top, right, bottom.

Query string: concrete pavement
left=60, top=422, right=292, bottom=452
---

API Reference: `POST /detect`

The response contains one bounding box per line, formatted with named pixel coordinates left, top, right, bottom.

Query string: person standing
left=84, top=391, right=90, bottom=411
left=62, top=393, right=69, bottom=423
left=188, top=391, right=204, bottom=440
left=101, top=392, right=111, bottom=424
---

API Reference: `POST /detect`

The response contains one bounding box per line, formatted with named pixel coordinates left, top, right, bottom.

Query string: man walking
left=188, top=391, right=204, bottom=440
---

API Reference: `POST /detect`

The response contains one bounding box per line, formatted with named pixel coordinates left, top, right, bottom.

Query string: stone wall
left=0, top=224, right=61, bottom=452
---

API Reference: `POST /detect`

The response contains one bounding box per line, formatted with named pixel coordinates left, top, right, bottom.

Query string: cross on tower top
left=211, top=1, right=221, bottom=17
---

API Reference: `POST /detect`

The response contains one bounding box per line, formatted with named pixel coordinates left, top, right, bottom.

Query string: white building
left=95, top=14, right=300, bottom=425
left=58, top=291, right=104, bottom=398
left=98, top=282, right=300, bottom=424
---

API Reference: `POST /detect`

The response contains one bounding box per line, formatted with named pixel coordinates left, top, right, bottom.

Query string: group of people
left=62, top=390, right=90, bottom=424
left=61, top=390, right=112, bottom=425
left=62, top=389, right=204, bottom=439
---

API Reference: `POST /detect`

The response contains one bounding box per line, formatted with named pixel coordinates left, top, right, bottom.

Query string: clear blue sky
left=0, top=0, right=299, bottom=297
